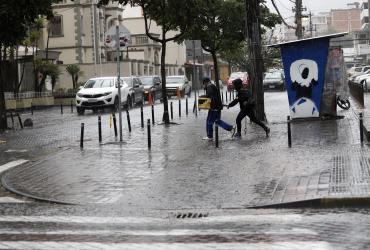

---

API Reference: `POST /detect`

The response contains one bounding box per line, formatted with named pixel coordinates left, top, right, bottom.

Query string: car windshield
left=140, top=77, right=154, bottom=86
left=122, top=77, right=133, bottom=87
left=84, top=78, right=114, bottom=88
left=230, top=72, right=244, bottom=79
left=265, top=72, right=281, bottom=80
left=166, top=77, right=183, bottom=84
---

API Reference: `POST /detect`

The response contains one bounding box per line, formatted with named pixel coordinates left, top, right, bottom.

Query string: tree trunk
left=246, top=0, right=265, bottom=121
left=211, top=51, right=220, bottom=90
left=0, top=46, right=7, bottom=131
left=161, top=31, right=170, bottom=124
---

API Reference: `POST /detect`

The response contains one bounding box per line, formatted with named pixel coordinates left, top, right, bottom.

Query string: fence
left=4, top=92, right=53, bottom=100
left=348, top=81, right=364, bottom=107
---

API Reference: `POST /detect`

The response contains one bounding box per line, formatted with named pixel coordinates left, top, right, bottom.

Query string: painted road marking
left=0, top=214, right=303, bottom=224
left=0, top=159, right=28, bottom=174
left=0, top=197, right=29, bottom=203
left=0, top=241, right=332, bottom=250
left=5, top=149, right=28, bottom=153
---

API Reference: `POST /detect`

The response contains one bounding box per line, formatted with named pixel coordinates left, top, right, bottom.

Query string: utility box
left=270, top=32, right=348, bottom=119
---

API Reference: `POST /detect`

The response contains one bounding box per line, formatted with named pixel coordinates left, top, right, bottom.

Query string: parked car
left=166, top=75, right=192, bottom=97
left=353, top=70, right=370, bottom=84
left=121, top=76, right=145, bottom=107
left=227, top=72, right=249, bottom=91
left=76, top=77, right=130, bottom=115
left=263, top=71, right=285, bottom=91
left=348, top=65, right=370, bottom=78
left=139, top=75, right=162, bottom=102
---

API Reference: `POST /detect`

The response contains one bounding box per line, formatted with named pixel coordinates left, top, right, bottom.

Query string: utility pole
left=295, top=0, right=303, bottom=39
left=309, top=11, right=313, bottom=38
left=245, top=0, right=265, bottom=121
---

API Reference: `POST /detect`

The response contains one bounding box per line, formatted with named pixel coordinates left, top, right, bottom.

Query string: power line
left=270, top=0, right=296, bottom=29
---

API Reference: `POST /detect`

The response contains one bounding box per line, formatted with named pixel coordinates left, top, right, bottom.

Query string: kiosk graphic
left=280, top=38, right=330, bottom=118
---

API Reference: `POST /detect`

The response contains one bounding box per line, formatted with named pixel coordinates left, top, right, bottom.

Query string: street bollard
left=61, top=104, right=63, bottom=114
left=17, top=114, right=23, bottom=129
left=151, top=105, right=155, bottom=125
left=71, top=100, right=73, bottom=113
left=226, top=91, right=228, bottom=102
left=171, top=102, right=174, bottom=120
left=215, top=124, right=219, bottom=148
left=287, top=115, right=292, bottom=148
left=98, top=116, right=102, bottom=143
left=193, top=100, right=196, bottom=113
left=113, top=113, right=118, bottom=137
left=186, top=97, right=188, bottom=116
left=194, top=93, right=198, bottom=117
left=80, top=123, right=84, bottom=149
left=229, top=91, right=231, bottom=101
left=126, top=110, right=132, bottom=132
left=140, top=105, right=144, bottom=128
left=179, top=99, right=181, bottom=117
left=221, top=92, right=224, bottom=103
left=147, top=119, right=151, bottom=149
left=31, top=103, right=33, bottom=115
left=10, top=112, right=14, bottom=129
left=360, top=112, right=364, bottom=144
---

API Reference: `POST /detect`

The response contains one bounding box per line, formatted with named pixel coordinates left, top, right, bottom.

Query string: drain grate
left=175, top=212, right=209, bottom=219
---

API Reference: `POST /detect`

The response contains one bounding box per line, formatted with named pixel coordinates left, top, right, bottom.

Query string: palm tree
left=66, top=64, right=83, bottom=91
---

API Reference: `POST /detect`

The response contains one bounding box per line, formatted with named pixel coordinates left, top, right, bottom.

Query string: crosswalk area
left=0, top=213, right=354, bottom=250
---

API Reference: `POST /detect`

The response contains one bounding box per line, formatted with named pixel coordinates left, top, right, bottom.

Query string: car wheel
left=126, top=95, right=132, bottom=109
left=187, top=87, right=192, bottom=97
left=139, top=94, right=145, bottom=105
left=77, top=107, right=85, bottom=115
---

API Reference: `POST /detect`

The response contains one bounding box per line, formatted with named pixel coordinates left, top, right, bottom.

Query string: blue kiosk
left=270, top=32, right=348, bottom=119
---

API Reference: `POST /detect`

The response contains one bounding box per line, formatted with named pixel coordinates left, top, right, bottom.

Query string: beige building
left=41, top=1, right=186, bottom=91
left=328, top=8, right=361, bottom=32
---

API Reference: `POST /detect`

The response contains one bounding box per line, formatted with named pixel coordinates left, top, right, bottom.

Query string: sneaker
left=202, top=137, right=213, bottom=141
left=233, top=132, right=241, bottom=139
left=230, top=126, right=236, bottom=138
left=265, top=127, right=270, bottom=137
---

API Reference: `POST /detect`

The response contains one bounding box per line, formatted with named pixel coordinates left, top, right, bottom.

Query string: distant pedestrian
left=201, top=77, right=235, bottom=141
left=228, top=79, right=270, bottom=138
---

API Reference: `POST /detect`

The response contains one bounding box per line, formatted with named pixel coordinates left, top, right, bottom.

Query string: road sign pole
left=116, top=25, right=123, bottom=142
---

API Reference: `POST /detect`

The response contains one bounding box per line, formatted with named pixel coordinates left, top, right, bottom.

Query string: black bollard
left=226, top=90, right=228, bottom=102
left=98, top=116, right=102, bottom=143
left=229, top=91, right=232, bottom=101
left=194, top=94, right=198, bottom=117
left=221, top=92, right=224, bottom=103
left=113, top=113, right=118, bottom=137
left=215, top=124, right=219, bottom=148
left=10, top=112, right=14, bottom=129
left=193, top=100, right=196, bottom=113
left=179, top=99, right=181, bottom=117
left=171, top=102, right=174, bottom=120
left=140, top=106, right=144, bottom=128
left=17, top=114, right=23, bottom=129
left=151, top=105, right=155, bottom=125
left=80, top=123, right=84, bottom=148
left=360, top=112, right=364, bottom=144
left=61, top=104, right=63, bottom=114
left=126, top=110, right=132, bottom=132
left=287, top=115, right=292, bottom=148
left=186, top=97, right=188, bottom=116
left=147, top=119, right=151, bottom=149
left=31, top=103, right=33, bottom=115
left=71, top=100, right=73, bottom=113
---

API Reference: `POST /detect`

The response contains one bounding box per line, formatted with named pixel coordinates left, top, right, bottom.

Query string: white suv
left=75, top=77, right=130, bottom=115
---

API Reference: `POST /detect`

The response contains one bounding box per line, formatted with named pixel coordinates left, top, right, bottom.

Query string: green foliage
left=66, top=64, right=84, bottom=90
left=35, top=59, right=61, bottom=91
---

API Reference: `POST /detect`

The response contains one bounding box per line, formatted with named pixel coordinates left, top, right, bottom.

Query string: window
left=50, top=16, right=63, bottom=37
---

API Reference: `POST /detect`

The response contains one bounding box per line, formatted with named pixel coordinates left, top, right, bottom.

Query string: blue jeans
left=206, top=110, right=233, bottom=138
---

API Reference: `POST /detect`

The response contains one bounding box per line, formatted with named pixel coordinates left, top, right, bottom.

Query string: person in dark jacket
left=228, top=78, right=270, bottom=138
left=202, top=77, right=235, bottom=140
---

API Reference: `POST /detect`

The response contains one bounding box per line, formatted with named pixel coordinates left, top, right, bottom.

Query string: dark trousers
left=236, top=108, right=266, bottom=134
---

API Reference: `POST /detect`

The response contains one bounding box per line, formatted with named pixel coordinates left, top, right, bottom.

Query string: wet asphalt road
left=0, top=91, right=370, bottom=249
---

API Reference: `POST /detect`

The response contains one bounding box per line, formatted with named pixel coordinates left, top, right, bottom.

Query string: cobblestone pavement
left=1, top=92, right=370, bottom=209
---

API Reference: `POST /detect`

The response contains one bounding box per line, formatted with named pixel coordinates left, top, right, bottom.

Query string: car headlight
left=77, top=93, right=83, bottom=97
left=103, top=92, right=112, bottom=96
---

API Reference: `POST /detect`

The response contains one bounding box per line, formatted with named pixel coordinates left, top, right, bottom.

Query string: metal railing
left=4, top=92, right=53, bottom=100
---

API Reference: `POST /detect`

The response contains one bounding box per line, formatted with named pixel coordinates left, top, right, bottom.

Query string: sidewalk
left=1, top=92, right=370, bottom=209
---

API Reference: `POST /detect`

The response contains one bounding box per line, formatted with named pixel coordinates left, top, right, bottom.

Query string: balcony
left=131, top=34, right=160, bottom=46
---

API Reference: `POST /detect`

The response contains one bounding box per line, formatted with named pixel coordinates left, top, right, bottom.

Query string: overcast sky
left=266, top=0, right=359, bottom=19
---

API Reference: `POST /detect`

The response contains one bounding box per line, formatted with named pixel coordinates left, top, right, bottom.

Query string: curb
left=251, top=197, right=370, bottom=209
